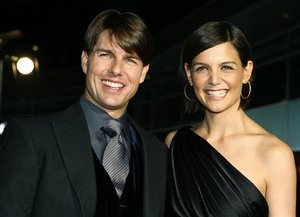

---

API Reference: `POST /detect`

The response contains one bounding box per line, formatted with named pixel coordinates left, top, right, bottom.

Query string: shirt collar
left=80, top=96, right=131, bottom=139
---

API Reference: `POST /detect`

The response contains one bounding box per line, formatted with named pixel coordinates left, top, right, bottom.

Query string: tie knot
left=103, top=119, right=123, bottom=138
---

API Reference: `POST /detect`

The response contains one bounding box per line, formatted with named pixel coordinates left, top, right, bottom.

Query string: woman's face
left=185, top=42, right=253, bottom=114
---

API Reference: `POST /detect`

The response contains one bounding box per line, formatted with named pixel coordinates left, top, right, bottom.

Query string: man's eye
left=126, top=58, right=137, bottom=64
left=99, top=52, right=109, bottom=57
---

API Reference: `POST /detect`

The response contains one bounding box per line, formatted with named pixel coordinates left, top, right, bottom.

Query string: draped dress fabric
left=166, top=127, right=269, bottom=217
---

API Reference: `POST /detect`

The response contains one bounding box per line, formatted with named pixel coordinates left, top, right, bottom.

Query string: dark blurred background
left=1, top=0, right=300, bottom=134
left=1, top=1, right=300, bottom=213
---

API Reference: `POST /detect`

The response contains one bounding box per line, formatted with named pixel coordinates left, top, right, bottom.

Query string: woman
left=165, top=21, right=296, bottom=217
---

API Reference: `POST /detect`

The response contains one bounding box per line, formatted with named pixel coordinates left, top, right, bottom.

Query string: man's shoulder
left=5, top=101, right=81, bottom=129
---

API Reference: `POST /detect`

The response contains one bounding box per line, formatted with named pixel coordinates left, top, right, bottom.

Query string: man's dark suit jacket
left=0, top=101, right=167, bottom=217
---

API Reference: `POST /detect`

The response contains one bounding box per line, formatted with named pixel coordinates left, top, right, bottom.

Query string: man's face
left=81, top=30, right=149, bottom=118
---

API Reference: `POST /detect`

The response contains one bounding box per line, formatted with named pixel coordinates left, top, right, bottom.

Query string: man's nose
left=109, top=59, right=123, bottom=75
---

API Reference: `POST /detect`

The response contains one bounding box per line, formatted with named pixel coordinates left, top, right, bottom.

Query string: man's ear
left=81, top=51, right=88, bottom=74
left=139, top=64, right=149, bottom=84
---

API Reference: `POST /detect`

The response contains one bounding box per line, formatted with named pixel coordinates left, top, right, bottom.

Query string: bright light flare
left=16, top=57, right=34, bottom=75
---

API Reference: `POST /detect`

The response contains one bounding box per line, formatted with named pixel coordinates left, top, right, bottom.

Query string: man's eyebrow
left=94, top=48, right=111, bottom=53
left=93, top=47, right=142, bottom=61
left=125, top=54, right=141, bottom=60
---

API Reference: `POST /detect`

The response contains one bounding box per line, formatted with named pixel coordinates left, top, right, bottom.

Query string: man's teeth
left=206, top=90, right=227, bottom=96
left=102, top=80, right=123, bottom=88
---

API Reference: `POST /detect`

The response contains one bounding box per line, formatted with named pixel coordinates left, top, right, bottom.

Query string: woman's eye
left=193, top=66, right=207, bottom=72
left=221, top=65, right=233, bottom=70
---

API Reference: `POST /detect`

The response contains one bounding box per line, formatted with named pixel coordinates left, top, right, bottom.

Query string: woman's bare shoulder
left=256, top=131, right=292, bottom=154
left=254, top=131, right=295, bottom=181
left=164, top=130, right=178, bottom=148
left=257, top=133, right=296, bottom=216
left=249, top=119, right=293, bottom=159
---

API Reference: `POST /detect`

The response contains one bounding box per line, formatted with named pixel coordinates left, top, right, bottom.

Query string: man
left=0, top=9, right=167, bottom=217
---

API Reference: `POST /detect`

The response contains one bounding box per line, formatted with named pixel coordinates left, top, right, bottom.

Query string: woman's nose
left=208, top=70, right=221, bottom=85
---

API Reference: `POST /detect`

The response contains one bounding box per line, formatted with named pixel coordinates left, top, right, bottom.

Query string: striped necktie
left=102, top=119, right=130, bottom=198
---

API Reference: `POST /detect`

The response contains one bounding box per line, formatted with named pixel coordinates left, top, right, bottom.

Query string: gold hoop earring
left=241, top=81, right=251, bottom=99
left=184, top=84, right=197, bottom=102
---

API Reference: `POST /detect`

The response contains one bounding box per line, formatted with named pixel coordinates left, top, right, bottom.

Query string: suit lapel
left=52, top=102, right=97, bottom=217
left=128, top=117, right=167, bottom=217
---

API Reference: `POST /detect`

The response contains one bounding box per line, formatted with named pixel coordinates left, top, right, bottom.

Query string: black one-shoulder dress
left=165, top=127, right=268, bottom=217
